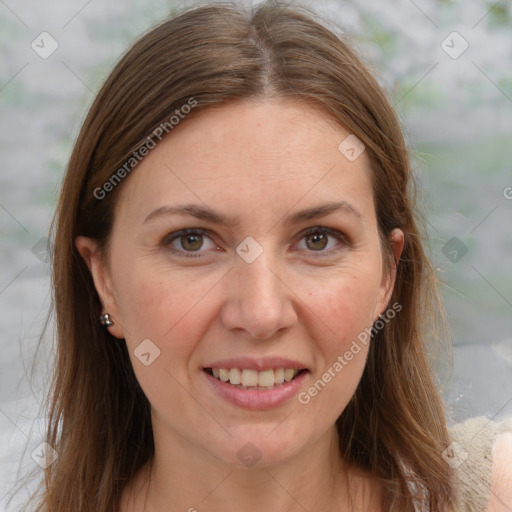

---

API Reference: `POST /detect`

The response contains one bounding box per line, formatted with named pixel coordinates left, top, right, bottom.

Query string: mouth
left=203, top=367, right=308, bottom=390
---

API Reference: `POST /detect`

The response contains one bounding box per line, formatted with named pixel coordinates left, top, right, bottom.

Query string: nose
left=219, top=249, right=298, bottom=340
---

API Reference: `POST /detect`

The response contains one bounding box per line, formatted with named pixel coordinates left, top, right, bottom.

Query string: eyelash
left=162, top=227, right=350, bottom=259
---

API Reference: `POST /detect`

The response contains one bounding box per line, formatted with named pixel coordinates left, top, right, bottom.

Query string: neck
left=121, top=423, right=381, bottom=512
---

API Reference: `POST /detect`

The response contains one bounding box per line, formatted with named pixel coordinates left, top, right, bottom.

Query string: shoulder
left=485, top=418, right=512, bottom=512
left=448, top=416, right=512, bottom=512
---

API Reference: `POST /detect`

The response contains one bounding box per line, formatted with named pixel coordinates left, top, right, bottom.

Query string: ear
left=75, top=236, right=125, bottom=339
left=374, top=228, right=404, bottom=321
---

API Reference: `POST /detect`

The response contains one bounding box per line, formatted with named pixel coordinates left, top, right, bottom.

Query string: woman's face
left=77, top=98, right=402, bottom=469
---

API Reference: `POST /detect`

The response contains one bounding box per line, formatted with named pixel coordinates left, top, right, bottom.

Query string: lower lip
left=203, top=370, right=309, bottom=410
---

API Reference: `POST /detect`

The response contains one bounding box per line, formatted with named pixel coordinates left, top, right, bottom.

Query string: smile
left=203, top=367, right=309, bottom=410
left=205, top=367, right=304, bottom=389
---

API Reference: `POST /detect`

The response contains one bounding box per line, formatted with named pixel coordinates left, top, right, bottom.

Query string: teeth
left=229, top=368, right=241, bottom=385
left=284, top=369, right=295, bottom=382
left=208, top=367, right=302, bottom=387
left=258, top=370, right=274, bottom=387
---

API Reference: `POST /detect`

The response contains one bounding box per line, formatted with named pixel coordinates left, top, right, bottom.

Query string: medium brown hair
left=22, top=1, right=457, bottom=510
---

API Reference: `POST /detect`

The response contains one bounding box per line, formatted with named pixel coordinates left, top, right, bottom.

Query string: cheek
left=305, top=266, right=382, bottom=346
left=113, top=265, right=219, bottom=413
left=113, top=262, right=218, bottom=363
left=296, top=267, right=382, bottom=413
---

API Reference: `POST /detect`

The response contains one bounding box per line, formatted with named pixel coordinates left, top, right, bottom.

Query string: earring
left=99, top=313, right=114, bottom=327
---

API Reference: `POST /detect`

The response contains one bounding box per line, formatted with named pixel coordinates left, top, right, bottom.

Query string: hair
left=18, top=1, right=458, bottom=511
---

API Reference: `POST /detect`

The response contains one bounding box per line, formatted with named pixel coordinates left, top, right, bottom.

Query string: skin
left=76, top=97, right=406, bottom=511
left=488, top=430, right=512, bottom=511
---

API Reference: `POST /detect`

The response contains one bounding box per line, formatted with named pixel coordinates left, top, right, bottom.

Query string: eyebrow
left=142, top=200, right=362, bottom=227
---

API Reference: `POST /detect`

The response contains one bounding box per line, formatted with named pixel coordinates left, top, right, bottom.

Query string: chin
left=210, top=426, right=313, bottom=470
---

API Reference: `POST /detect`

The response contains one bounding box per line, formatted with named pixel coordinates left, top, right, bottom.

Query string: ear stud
left=99, top=313, right=114, bottom=327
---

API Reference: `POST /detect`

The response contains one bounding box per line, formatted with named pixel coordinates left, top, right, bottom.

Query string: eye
left=294, top=227, right=349, bottom=256
left=163, top=228, right=218, bottom=258
left=162, top=226, right=349, bottom=259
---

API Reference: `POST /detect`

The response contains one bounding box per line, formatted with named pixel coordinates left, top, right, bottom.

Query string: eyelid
left=162, top=227, right=215, bottom=245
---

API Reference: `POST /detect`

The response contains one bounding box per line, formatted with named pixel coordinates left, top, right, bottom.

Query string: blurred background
left=1, top=0, right=511, bottom=509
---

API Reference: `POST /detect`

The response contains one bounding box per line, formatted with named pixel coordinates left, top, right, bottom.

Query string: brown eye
left=295, top=227, right=349, bottom=256
left=180, top=233, right=203, bottom=251
left=305, top=232, right=328, bottom=251
left=163, top=228, right=217, bottom=258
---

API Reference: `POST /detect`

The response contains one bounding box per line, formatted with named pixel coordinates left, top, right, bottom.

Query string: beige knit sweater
left=448, top=415, right=512, bottom=512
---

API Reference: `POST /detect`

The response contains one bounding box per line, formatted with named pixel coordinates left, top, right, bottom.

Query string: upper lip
left=203, top=356, right=309, bottom=371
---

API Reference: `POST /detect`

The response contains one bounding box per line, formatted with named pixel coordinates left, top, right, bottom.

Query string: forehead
left=115, top=98, right=375, bottom=227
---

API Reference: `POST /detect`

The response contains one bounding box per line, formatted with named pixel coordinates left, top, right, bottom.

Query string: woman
left=24, top=1, right=512, bottom=511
